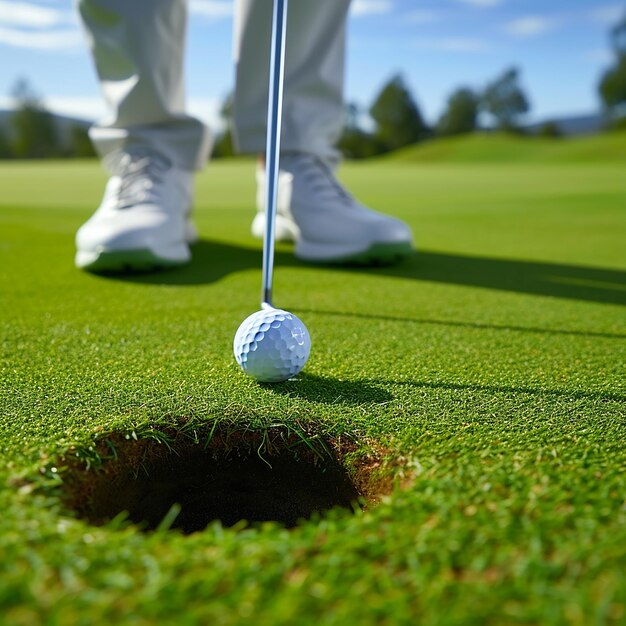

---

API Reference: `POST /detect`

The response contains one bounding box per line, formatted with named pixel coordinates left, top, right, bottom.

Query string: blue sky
left=0, top=0, right=623, bottom=127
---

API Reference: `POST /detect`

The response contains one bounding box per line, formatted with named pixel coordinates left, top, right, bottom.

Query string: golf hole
left=58, top=425, right=388, bottom=533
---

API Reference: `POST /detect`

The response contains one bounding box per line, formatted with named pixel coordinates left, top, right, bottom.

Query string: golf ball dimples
left=234, top=307, right=311, bottom=382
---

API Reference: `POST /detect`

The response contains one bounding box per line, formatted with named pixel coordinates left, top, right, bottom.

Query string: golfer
left=74, top=0, right=414, bottom=271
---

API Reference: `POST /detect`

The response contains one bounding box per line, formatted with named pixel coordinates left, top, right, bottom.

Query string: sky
left=0, top=0, right=623, bottom=129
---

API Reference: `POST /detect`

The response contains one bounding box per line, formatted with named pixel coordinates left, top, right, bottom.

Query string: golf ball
left=233, top=306, right=311, bottom=382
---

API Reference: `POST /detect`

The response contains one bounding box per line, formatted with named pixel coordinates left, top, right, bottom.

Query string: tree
left=0, top=128, right=11, bottom=158
left=599, top=10, right=626, bottom=115
left=481, top=67, right=530, bottom=131
left=10, top=78, right=61, bottom=158
left=212, top=92, right=235, bottom=158
left=600, top=56, right=626, bottom=111
left=68, top=124, right=96, bottom=157
left=537, top=121, right=562, bottom=138
left=337, top=101, right=386, bottom=159
left=369, top=74, right=429, bottom=151
left=610, top=9, right=626, bottom=55
left=436, top=87, right=479, bottom=136
left=345, top=101, right=360, bottom=131
left=337, top=127, right=386, bottom=159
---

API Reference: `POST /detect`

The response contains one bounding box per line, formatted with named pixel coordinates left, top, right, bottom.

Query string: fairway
left=1, top=150, right=625, bottom=624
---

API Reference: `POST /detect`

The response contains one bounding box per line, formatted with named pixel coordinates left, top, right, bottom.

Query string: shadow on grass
left=263, top=372, right=393, bottom=405
left=373, top=378, right=625, bottom=403
left=292, top=309, right=626, bottom=341
left=106, top=239, right=626, bottom=306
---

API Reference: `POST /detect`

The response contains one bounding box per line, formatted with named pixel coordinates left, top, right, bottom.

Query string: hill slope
left=386, top=132, right=626, bottom=163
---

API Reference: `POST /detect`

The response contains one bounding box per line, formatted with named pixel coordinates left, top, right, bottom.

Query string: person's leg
left=78, top=0, right=210, bottom=171
left=233, top=0, right=414, bottom=265
left=233, top=0, right=347, bottom=166
left=75, top=0, right=210, bottom=271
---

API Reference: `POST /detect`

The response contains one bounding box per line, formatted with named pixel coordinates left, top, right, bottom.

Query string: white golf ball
left=233, top=306, right=311, bottom=382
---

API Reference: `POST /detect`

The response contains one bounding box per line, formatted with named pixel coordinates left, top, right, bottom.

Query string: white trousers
left=77, top=0, right=351, bottom=172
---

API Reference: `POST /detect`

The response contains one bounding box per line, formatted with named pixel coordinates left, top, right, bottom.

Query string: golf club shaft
left=261, top=0, right=288, bottom=308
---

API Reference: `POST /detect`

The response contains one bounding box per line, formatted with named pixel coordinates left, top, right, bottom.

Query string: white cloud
left=351, top=0, right=393, bottom=17
left=504, top=16, right=554, bottom=38
left=591, top=4, right=625, bottom=24
left=0, top=25, right=81, bottom=49
left=189, top=0, right=233, bottom=20
left=0, top=1, right=79, bottom=51
left=407, top=10, right=440, bottom=24
left=0, top=1, right=70, bottom=28
left=414, top=37, right=491, bottom=52
left=455, top=0, right=502, bottom=7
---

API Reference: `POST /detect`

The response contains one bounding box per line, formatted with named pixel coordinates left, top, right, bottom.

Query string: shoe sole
left=296, top=242, right=415, bottom=266
left=75, top=248, right=189, bottom=273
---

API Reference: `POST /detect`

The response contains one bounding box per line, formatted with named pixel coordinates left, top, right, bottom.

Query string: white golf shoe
left=75, top=149, right=197, bottom=272
left=252, top=152, right=414, bottom=264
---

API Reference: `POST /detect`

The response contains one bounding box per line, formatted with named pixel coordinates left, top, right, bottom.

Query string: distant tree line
left=211, top=66, right=532, bottom=161
left=337, top=66, right=532, bottom=159
left=339, top=65, right=538, bottom=159
left=0, top=79, right=95, bottom=160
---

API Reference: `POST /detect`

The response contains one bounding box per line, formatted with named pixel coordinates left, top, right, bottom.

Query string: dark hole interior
left=73, top=444, right=362, bottom=533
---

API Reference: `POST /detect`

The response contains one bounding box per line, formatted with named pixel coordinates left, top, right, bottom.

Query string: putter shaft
left=261, top=0, right=288, bottom=307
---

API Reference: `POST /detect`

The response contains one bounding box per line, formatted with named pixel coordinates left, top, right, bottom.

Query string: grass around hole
left=1, top=152, right=625, bottom=625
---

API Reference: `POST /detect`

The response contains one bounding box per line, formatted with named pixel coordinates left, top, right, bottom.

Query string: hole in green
left=59, top=425, right=385, bottom=533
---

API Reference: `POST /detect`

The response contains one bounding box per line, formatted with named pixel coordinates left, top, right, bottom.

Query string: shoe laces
left=114, top=150, right=171, bottom=210
left=295, top=154, right=354, bottom=205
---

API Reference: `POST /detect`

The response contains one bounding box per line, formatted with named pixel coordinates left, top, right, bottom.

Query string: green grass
left=1, top=138, right=625, bottom=625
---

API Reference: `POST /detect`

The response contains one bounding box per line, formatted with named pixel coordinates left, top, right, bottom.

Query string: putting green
left=1, top=139, right=625, bottom=624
